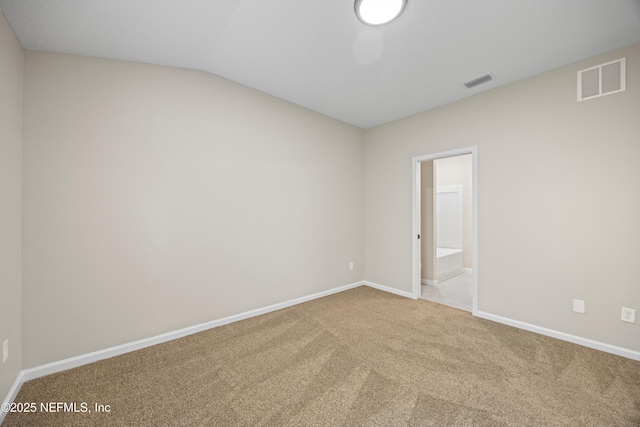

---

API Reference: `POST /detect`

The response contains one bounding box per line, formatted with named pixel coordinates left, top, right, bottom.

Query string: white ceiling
left=2, top=0, right=640, bottom=128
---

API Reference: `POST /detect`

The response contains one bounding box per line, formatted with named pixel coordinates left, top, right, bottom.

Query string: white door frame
left=411, top=146, right=478, bottom=315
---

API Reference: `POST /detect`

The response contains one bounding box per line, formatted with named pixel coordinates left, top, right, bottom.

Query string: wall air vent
left=578, top=58, right=625, bottom=102
left=464, top=74, right=493, bottom=89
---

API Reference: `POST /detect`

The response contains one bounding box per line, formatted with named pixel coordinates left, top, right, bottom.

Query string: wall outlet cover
left=621, top=308, right=636, bottom=323
left=573, top=299, right=585, bottom=314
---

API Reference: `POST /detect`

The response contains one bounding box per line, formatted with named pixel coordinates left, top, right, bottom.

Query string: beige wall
left=420, top=161, right=434, bottom=281
left=22, top=51, right=364, bottom=368
left=364, top=43, right=640, bottom=352
left=435, top=154, right=473, bottom=268
left=0, top=10, right=23, bottom=400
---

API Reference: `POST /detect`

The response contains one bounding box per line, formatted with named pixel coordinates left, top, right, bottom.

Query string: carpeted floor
left=3, top=286, right=640, bottom=426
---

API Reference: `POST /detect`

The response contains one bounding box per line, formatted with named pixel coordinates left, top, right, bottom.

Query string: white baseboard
left=1, top=280, right=365, bottom=414
left=364, top=281, right=415, bottom=299
left=0, top=371, right=26, bottom=424
left=477, top=311, right=640, bottom=362
left=421, top=269, right=471, bottom=287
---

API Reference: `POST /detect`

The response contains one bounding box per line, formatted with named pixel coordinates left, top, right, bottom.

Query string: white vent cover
left=578, top=58, right=625, bottom=102
left=464, top=74, right=493, bottom=89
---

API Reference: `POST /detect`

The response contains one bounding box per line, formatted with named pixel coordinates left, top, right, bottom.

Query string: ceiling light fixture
left=355, top=0, right=407, bottom=26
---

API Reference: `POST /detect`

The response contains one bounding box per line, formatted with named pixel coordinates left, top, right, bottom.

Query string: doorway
left=411, top=147, right=477, bottom=315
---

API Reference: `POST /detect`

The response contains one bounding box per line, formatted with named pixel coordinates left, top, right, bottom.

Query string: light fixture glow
left=355, top=0, right=407, bottom=26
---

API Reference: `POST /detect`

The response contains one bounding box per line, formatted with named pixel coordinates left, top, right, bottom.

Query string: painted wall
left=22, top=51, right=364, bottom=368
left=435, top=154, right=473, bottom=268
left=0, top=10, right=23, bottom=401
left=364, top=43, right=640, bottom=352
left=420, top=161, right=434, bottom=281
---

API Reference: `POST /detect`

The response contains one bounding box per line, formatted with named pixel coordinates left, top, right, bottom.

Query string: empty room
left=1, top=1, right=639, bottom=425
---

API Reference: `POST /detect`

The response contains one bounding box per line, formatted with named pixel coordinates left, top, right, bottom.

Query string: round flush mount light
left=355, top=0, right=407, bottom=26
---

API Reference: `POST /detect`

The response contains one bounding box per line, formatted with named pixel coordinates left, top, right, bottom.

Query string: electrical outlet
left=573, top=299, right=585, bottom=314
left=349, top=262, right=354, bottom=271
left=2, top=339, right=7, bottom=363
left=621, top=307, right=636, bottom=324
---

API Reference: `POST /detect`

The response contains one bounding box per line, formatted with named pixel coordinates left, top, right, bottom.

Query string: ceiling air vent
left=464, top=74, right=493, bottom=89
left=578, top=58, right=625, bottom=102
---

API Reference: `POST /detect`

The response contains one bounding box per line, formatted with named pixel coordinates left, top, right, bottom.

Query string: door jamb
left=411, top=146, right=478, bottom=315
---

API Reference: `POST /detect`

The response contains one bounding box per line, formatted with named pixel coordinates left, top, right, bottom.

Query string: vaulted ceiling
left=2, top=0, right=639, bottom=128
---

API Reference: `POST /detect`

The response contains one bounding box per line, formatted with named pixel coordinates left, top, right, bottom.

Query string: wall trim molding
left=1, top=280, right=365, bottom=415
left=0, top=371, right=26, bottom=424
left=477, top=311, right=640, bottom=362
left=364, top=281, right=415, bottom=299
left=421, top=278, right=438, bottom=286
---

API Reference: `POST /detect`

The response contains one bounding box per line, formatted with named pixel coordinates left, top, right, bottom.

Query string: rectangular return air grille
left=577, top=58, right=625, bottom=102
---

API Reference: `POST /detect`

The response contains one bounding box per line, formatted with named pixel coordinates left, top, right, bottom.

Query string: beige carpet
left=4, top=286, right=640, bottom=426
